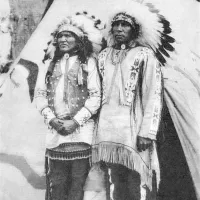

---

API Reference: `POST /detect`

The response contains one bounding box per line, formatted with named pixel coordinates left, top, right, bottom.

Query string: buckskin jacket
left=34, top=54, right=101, bottom=160
left=92, top=46, right=163, bottom=190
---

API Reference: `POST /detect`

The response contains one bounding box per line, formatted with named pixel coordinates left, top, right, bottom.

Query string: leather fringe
left=92, top=142, right=155, bottom=191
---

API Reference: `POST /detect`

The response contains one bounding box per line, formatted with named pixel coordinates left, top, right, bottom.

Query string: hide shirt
left=35, top=55, right=101, bottom=150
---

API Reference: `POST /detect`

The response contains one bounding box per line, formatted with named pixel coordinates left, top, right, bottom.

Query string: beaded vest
left=46, top=59, right=88, bottom=118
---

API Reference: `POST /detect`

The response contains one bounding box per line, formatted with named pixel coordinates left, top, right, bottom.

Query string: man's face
left=112, top=20, right=133, bottom=44
left=57, top=31, right=78, bottom=53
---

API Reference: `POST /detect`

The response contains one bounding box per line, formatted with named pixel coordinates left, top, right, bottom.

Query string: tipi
left=0, top=0, right=200, bottom=199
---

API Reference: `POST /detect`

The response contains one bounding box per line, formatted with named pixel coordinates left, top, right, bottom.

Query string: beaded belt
left=46, top=142, right=91, bottom=161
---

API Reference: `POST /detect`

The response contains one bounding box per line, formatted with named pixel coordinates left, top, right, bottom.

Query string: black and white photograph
left=0, top=0, right=200, bottom=199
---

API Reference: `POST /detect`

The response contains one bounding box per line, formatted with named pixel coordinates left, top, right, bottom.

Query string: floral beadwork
left=98, top=48, right=108, bottom=104
left=73, top=107, right=92, bottom=126
left=35, top=89, right=47, bottom=98
left=125, top=53, right=143, bottom=105
left=98, top=47, right=158, bottom=107
left=149, top=62, right=162, bottom=135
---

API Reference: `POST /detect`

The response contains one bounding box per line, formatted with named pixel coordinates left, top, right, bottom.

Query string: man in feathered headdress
left=34, top=13, right=104, bottom=200
left=91, top=1, right=175, bottom=199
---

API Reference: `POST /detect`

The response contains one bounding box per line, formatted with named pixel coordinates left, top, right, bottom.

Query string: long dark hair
left=44, top=32, right=94, bottom=83
left=52, top=32, right=93, bottom=64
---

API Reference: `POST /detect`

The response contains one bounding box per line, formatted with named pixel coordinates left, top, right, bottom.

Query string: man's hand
left=137, top=136, right=153, bottom=152
left=57, top=119, right=79, bottom=136
left=49, top=118, right=64, bottom=132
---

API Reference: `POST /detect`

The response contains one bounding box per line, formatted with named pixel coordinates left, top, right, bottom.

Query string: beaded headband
left=56, top=24, right=84, bottom=38
left=111, top=13, right=135, bottom=28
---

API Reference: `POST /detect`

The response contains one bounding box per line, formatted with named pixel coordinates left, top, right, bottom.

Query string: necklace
left=111, top=47, right=128, bottom=65
left=110, top=42, right=137, bottom=65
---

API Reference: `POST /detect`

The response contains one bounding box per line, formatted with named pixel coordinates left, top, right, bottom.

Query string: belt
left=46, top=142, right=92, bottom=161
